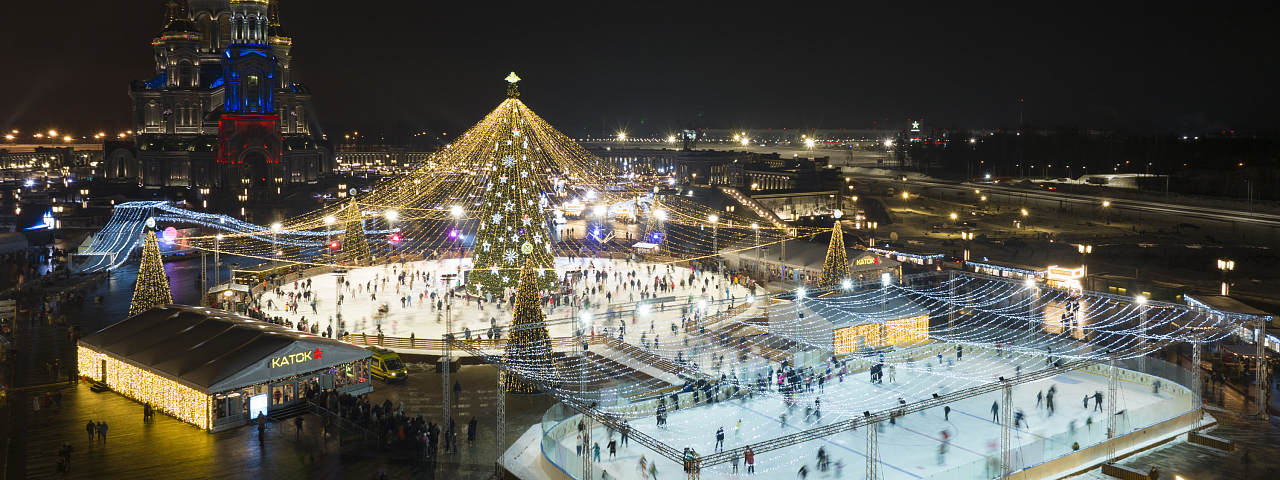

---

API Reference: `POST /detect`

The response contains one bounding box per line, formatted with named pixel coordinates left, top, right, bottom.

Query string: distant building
left=104, top=0, right=330, bottom=201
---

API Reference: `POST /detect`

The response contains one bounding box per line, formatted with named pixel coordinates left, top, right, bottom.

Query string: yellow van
left=365, top=346, right=409, bottom=383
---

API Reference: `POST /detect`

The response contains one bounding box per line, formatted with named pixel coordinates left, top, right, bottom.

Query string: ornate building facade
left=106, top=0, right=331, bottom=196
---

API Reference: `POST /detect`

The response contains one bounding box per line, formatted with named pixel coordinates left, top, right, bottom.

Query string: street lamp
left=960, top=231, right=975, bottom=261
left=902, top=191, right=909, bottom=210
left=324, top=215, right=336, bottom=262
left=1101, top=201, right=1111, bottom=224
left=1217, top=259, right=1234, bottom=295
left=451, top=205, right=464, bottom=256
left=270, top=222, right=282, bottom=257
left=752, top=222, right=760, bottom=273
left=385, top=210, right=399, bottom=253
left=708, top=214, right=719, bottom=256
left=214, top=233, right=223, bottom=287
left=1078, top=244, right=1092, bottom=285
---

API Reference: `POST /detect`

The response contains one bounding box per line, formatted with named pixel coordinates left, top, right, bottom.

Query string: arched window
left=198, top=14, right=212, bottom=50
left=218, top=15, right=231, bottom=47
left=245, top=75, right=260, bottom=112
left=178, top=61, right=193, bottom=87
left=147, top=101, right=159, bottom=126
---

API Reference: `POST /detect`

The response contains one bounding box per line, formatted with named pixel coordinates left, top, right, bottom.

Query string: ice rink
left=549, top=353, right=1191, bottom=480
left=256, top=256, right=754, bottom=345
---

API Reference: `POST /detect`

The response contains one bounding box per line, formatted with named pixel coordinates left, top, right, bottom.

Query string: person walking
left=608, top=438, right=617, bottom=458
left=85, top=420, right=96, bottom=442
left=1094, top=391, right=1104, bottom=412
left=715, top=427, right=725, bottom=452
left=745, top=446, right=756, bottom=474
left=621, top=420, right=629, bottom=447
left=257, top=412, right=266, bottom=438
left=468, top=417, right=477, bottom=444
left=32, top=397, right=41, bottom=418
left=295, top=415, right=304, bottom=439
left=453, top=381, right=462, bottom=402
left=1242, top=449, right=1253, bottom=478
left=97, top=420, right=108, bottom=443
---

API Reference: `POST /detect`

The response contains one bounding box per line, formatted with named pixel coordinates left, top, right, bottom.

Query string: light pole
left=902, top=191, right=909, bottom=210
left=385, top=209, right=399, bottom=255
left=271, top=222, right=282, bottom=258
left=752, top=223, right=760, bottom=274
left=324, top=215, right=336, bottom=262
left=1024, top=277, right=1038, bottom=335
left=451, top=205, right=464, bottom=261
left=1217, top=259, right=1234, bottom=295
left=960, top=231, right=975, bottom=261
left=1102, top=200, right=1111, bottom=225
left=1078, top=244, right=1092, bottom=286
left=214, top=233, right=223, bottom=287
left=709, top=214, right=719, bottom=268
left=1136, top=295, right=1148, bottom=370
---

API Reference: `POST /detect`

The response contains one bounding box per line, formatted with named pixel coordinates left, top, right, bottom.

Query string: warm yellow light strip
left=78, top=346, right=210, bottom=430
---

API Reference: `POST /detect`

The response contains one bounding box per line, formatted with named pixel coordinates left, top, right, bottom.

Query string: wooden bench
left=1101, top=462, right=1152, bottom=480
left=1188, top=431, right=1235, bottom=452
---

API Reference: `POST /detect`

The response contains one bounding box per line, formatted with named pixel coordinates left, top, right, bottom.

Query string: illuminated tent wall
left=77, top=305, right=372, bottom=431
left=768, top=292, right=932, bottom=355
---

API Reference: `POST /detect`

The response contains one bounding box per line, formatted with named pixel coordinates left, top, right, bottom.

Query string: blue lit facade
left=108, top=0, right=330, bottom=198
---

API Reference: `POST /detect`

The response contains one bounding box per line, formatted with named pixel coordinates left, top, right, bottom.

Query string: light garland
left=78, top=346, right=210, bottom=430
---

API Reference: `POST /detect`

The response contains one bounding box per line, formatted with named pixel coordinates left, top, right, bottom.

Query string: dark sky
left=2, top=1, right=1277, bottom=138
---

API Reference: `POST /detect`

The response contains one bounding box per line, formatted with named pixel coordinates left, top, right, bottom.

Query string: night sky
left=2, top=1, right=1276, bottom=138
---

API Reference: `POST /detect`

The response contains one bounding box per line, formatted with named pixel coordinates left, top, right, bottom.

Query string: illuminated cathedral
left=105, top=0, right=331, bottom=200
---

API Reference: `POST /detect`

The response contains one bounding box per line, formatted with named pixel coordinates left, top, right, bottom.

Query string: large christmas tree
left=129, top=221, right=173, bottom=316
left=504, top=264, right=557, bottom=393
left=341, top=204, right=371, bottom=266
left=467, top=73, right=556, bottom=296
left=818, top=218, right=851, bottom=289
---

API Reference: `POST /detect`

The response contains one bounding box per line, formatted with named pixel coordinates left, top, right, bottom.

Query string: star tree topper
left=506, top=72, right=521, bottom=84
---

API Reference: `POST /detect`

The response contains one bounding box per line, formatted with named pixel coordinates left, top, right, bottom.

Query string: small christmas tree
left=341, top=204, right=371, bottom=265
left=129, top=223, right=173, bottom=316
left=467, top=73, right=556, bottom=295
left=504, top=264, right=557, bottom=393
left=818, top=219, right=850, bottom=289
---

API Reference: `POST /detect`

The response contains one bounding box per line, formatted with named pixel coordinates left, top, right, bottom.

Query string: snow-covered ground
left=257, top=256, right=754, bottom=346
left=548, top=352, right=1192, bottom=480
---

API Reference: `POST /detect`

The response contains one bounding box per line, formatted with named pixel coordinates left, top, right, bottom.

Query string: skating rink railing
left=536, top=353, right=1201, bottom=480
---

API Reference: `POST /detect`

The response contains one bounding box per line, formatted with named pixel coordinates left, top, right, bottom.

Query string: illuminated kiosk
left=768, top=290, right=931, bottom=355
left=77, top=305, right=373, bottom=432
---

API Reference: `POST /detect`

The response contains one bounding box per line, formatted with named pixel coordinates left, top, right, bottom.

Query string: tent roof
left=78, top=305, right=370, bottom=393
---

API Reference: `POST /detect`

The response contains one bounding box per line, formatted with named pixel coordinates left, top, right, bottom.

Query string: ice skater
left=944, top=405, right=951, bottom=421
left=715, top=427, right=725, bottom=451
left=991, top=401, right=999, bottom=422
left=1093, top=391, right=1104, bottom=411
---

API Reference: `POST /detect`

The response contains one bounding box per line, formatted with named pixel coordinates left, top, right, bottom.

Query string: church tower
left=217, top=0, right=282, bottom=189
left=113, top=0, right=328, bottom=210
